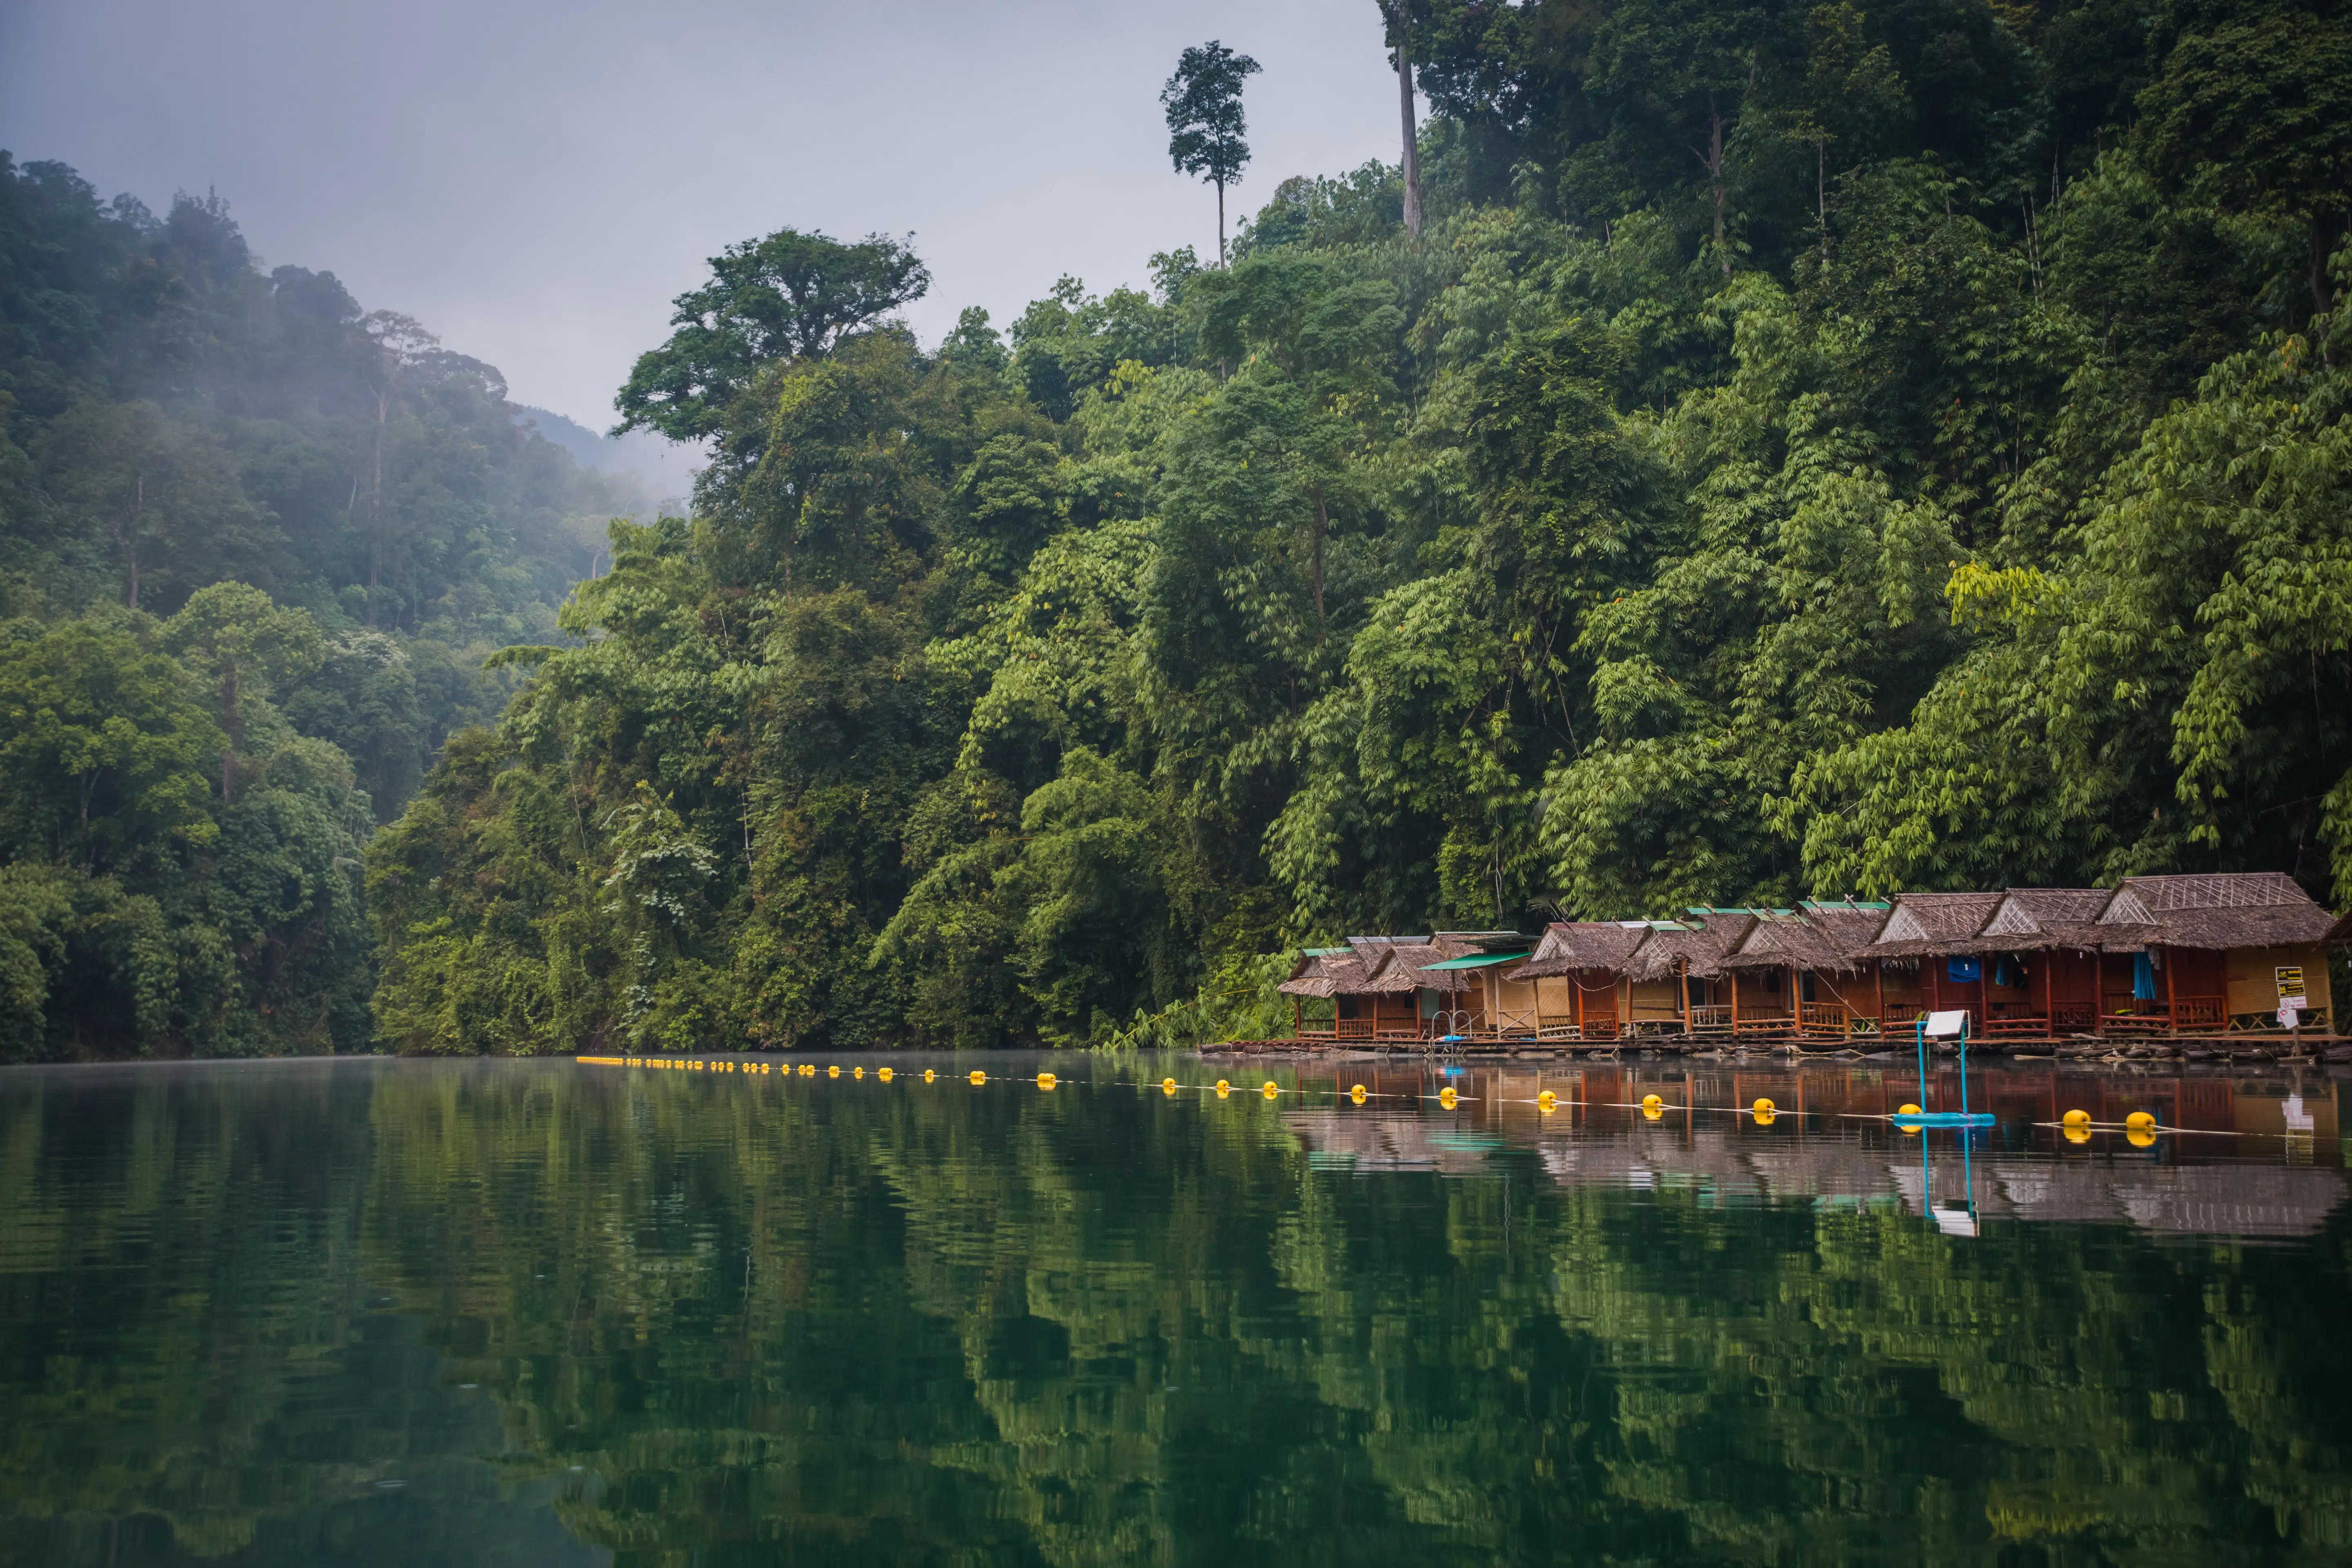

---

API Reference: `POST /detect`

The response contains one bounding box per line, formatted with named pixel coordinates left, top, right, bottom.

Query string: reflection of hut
left=1718, top=903, right=1887, bottom=1039
left=1503, top=923, right=1651, bottom=1039
left=2100, top=874, right=2340, bottom=1033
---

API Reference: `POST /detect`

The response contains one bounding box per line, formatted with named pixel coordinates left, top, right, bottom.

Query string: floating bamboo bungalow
left=1256, top=872, right=2344, bottom=1053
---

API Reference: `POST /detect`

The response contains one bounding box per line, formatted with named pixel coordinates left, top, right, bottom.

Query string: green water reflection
left=4, top=1055, right=2352, bottom=1566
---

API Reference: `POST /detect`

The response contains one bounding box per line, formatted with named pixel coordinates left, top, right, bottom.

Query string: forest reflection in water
left=4, top=1054, right=2352, bottom=1567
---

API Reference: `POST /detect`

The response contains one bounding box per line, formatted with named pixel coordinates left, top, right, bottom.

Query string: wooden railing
left=2174, top=995, right=2225, bottom=1030
left=1687, top=1005, right=1733, bottom=1033
left=1797, top=1001, right=1848, bottom=1035
left=1334, top=1018, right=1375, bottom=1040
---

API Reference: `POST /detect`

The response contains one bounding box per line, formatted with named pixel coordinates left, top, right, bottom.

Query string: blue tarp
left=1947, top=957, right=1982, bottom=984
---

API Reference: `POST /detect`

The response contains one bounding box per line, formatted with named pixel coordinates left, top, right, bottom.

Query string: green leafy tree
left=1163, top=41, right=1263, bottom=265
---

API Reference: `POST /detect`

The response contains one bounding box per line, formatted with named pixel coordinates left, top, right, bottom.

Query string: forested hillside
left=364, top=0, right=2351, bottom=1055
left=0, top=156, right=644, bottom=1056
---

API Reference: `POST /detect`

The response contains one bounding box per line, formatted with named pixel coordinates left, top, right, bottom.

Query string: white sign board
left=1924, top=1010, right=1970, bottom=1037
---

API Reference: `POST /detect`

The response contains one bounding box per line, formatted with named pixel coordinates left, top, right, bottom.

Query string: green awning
left=1418, top=952, right=1531, bottom=970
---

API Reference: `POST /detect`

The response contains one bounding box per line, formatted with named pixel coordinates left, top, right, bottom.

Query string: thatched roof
left=1723, top=909, right=1869, bottom=974
left=1863, top=892, right=2005, bottom=957
left=1683, top=908, right=1762, bottom=950
left=1363, top=940, right=1477, bottom=994
left=2107, top=873, right=2341, bottom=950
left=1950, top=887, right=2151, bottom=954
left=1506, top=921, right=1651, bottom=979
left=1622, top=923, right=1732, bottom=982
left=1276, top=948, right=1372, bottom=998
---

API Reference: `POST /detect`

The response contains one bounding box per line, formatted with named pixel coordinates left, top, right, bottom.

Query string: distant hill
left=513, top=405, right=700, bottom=510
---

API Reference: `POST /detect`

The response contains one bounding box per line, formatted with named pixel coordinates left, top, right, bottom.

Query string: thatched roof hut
left=2104, top=873, right=2341, bottom=950
left=1951, top=887, right=2151, bottom=954
left=1506, top=921, right=1650, bottom=980
left=1276, top=948, right=1372, bottom=998
left=1622, top=922, right=1732, bottom=982
left=1722, top=907, right=1873, bottom=974
left=1863, top=892, right=2006, bottom=958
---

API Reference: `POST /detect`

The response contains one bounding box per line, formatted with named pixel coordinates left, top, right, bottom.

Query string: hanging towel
left=1947, top=957, right=1982, bottom=984
left=2132, top=951, right=2156, bottom=1000
left=1993, top=956, right=2017, bottom=988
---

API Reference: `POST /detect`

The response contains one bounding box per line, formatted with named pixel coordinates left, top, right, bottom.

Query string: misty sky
left=1, top=0, right=1406, bottom=435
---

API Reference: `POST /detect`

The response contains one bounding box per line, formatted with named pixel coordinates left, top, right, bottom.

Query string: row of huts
left=1276, top=873, right=2347, bottom=1046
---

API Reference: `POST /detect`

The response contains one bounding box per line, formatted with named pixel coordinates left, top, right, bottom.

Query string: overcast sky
left=1, top=0, right=1405, bottom=433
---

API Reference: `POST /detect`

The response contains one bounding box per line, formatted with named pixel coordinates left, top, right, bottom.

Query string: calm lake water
left=4, top=1053, right=2352, bottom=1566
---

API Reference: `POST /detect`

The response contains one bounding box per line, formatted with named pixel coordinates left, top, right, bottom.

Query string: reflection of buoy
left=1038, top=1073, right=1057, bottom=1091
left=968, top=1070, right=986, bottom=1085
left=1261, top=1080, right=1280, bottom=1099
left=924, top=1068, right=936, bottom=1082
left=1349, top=1084, right=1366, bottom=1104
left=1753, top=1107, right=1776, bottom=1127
left=1439, top=1086, right=1459, bottom=1109
left=2064, top=1124, right=2093, bottom=1144
left=1537, top=1090, right=1558, bottom=1113
left=1899, top=1103, right=1922, bottom=1117
left=2127, top=1127, right=2158, bottom=1149
left=828, top=1066, right=841, bottom=1079
left=2124, top=1110, right=2157, bottom=1133
left=878, top=1067, right=893, bottom=1082
left=1752, top=1098, right=1775, bottom=1117
left=1215, top=1080, right=1232, bottom=1099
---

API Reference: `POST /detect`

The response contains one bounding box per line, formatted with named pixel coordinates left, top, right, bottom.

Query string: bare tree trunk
left=2312, top=216, right=2336, bottom=366
left=118, top=475, right=143, bottom=609
left=1312, top=491, right=1328, bottom=627
left=1216, top=178, right=1227, bottom=266
left=1816, top=140, right=1828, bottom=254
left=1709, top=98, right=1727, bottom=274
left=369, top=386, right=387, bottom=622
left=1394, top=4, right=1423, bottom=236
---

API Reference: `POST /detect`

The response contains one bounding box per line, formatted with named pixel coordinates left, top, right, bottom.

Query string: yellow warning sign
left=2276, top=966, right=2305, bottom=1002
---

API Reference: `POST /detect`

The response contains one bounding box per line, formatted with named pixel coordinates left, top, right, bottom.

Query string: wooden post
left=1874, top=961, right=1886, bottom=1033
left=2095, top=950, right=2107, bottom=1039
left=1730, top=968, right=1741, bottom=1035
left=2161, top=943, right=2176, bottom=1034
left=2040, top=950, right=2051, bottom=1039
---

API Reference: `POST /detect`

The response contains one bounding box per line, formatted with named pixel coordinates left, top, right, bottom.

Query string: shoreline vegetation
left=5, top=0, right=2351, bottom=1062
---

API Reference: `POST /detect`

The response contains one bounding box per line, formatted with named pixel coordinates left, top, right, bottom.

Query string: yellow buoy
left=1752, top=1097, right=1775, bottom=1117
left=1261, top=1080, right=1280, bottom=1099
left=2061, top=1108, right=2090, bottom=1127
left=878, top=1067, right=893, bottom=1082
left=924, top=1068, right=936, bottom=1082
left=853, top=1066, right=864, bottom=1080
left=1349, top=1084, right=1367, bottom=1104
left=801, top=1063, right=815, bottom=1077
left=1038, top=1072, right=1057, bottom=1091
left=1161, top=1077, right=1177, bottom=1094
left=1214, top=1079, right=1231, bottom=1098
left=2064, top=1123, right=2093, bottom=1144
left=1439, top=1086, right=1459, bottom=1109
left=1899, top=1103, right=1922, bottom=1117
left=1641, top=1094, right=1665, bottom=1120
left=1537, top=1090, right=1558, bottom=1112
left=2124, top=1110, right=2157, bottom=1133
left=828, top=1066, right=840, bottom=1079
left=2127, top=1127, right=2158, bottom=1149
left=968, top=1070, right=986, bottom=1085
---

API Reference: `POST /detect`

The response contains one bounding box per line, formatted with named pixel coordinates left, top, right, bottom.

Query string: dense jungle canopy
left=4, top=0, right=2350, bottom=1058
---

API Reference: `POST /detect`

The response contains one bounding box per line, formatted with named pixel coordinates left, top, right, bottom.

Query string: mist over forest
left=2, top=0, right=2348, bottom=1059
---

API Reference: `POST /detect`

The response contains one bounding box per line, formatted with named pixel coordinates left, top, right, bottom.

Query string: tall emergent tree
left=1163, top=40, right=1262, bottom=265
left=1380, top=3, right=1425, bottom=236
